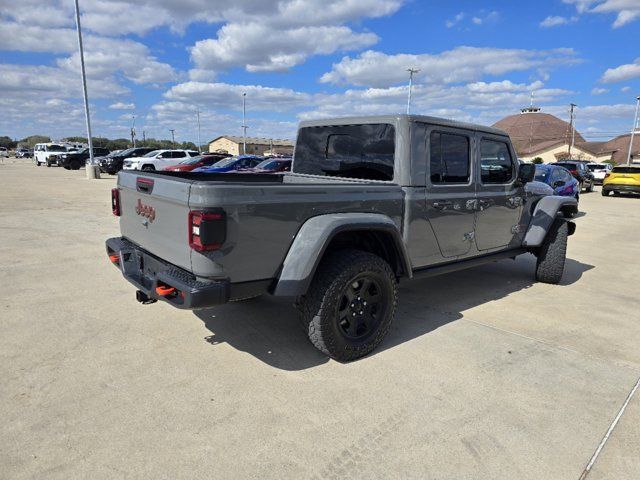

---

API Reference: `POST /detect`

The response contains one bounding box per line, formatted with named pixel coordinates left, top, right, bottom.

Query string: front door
left=425, top=128, right=477, bottom=258
left=474, top=136, right=524, bottom=251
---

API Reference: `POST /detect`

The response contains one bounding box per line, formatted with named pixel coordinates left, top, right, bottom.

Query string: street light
left=131, top=114, right=136, bottom=148
left=196, top=109, right=202, bottom=154
left=568, top=103, right=577, bottom=157
left=241, top=92, right=248, bottom=155
left=627, top=95, right=640, bottom=166
left=406, top=68, right=420, bottom=114
left=73, top=0, right=97, bottom=179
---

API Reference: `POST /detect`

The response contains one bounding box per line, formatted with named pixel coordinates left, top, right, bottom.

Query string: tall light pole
left=627, top=95, right=640, bottom=166
left=568, top=103, right=577, bottom=158
left=169, top=129, right=175, bottom=147
left=406, top=68, right=420, bottom=114
left=196, top=109, right=202, bottom=154
left=241, top=92, right=248, bottom=155
left=131, top=114, right=136, bottom=147
left=73, top=0, right=96, bottom=178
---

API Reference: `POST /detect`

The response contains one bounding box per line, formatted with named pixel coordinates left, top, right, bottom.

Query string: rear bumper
left=603, top=184, right=640, bottom=193
left=105, top=237, right=230, bottom=309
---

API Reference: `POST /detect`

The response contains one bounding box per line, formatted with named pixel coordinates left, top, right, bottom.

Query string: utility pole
left=406, top=68, right=420, bottom=114
left=196, top=109, right=202, bottom=154
left=627, top=95, right=640, bottom=166
left=241, top=92, right=248, bottom=155
left=568, top=103, right=577, bottom=158
left=169, top=129, right=175, bottom=147
left=131, top=114, right=136, bottom=148
left=73, top=0, right=96, bottom=179
left=142, top=130, right=146, bottom=143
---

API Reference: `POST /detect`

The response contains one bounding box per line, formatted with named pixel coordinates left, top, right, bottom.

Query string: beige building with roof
left=493, top=106, right=639, bottom=164
left=208, top=135, right=294, bottom=156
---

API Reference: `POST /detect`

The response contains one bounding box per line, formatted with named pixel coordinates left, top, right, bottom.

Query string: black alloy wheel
left=336, top=274, right=388, bottom=341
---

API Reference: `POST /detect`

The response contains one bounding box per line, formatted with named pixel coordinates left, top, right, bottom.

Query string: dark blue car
left=193, top=154, right=263, bottom=173
left=535, top=164, right=580, bottom=200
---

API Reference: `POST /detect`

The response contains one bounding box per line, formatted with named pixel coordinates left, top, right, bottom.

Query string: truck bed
left=115, top=170, right=404, bottom=287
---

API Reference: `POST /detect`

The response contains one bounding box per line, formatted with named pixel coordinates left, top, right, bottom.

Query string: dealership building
left=208, top=135, right=294, bottom=156
left=493, top=106, right=639, bottom=164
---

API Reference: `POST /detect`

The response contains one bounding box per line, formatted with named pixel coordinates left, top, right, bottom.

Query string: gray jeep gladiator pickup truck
left=106, top=115, right=577, bottom=361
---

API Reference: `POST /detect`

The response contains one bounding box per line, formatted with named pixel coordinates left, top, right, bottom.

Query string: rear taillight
left=189, top=210, right=226, bottom=251
left=111, top=188, right=120, bottom=216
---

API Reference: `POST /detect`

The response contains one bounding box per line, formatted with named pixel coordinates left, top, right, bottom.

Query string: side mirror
left=517, top=163, right=536, bottom=184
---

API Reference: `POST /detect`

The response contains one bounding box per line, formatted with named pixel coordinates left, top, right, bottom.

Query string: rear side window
left=429, top=132, right=470, bottom=184
left=480, top=140, right=514, bottom=184
left=294, top=124, right=395, bottom=181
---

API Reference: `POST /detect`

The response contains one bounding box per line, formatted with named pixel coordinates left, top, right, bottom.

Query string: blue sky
left=1, top=0, right=639, bottom=144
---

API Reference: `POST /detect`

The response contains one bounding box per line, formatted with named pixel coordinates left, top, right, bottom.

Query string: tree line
left=0, top=135, right=200, bottom=151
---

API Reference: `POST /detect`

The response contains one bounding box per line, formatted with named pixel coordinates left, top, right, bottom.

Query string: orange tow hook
left=109, top=254, right=120, bottom=264
left=155, top=285, right=176, bottom=297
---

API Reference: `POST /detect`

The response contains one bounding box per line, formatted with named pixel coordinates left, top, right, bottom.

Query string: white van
left=34, top=143, right=68, bottom=166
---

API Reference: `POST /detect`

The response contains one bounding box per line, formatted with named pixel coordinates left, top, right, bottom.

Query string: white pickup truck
left=122, top=149, right=199, bottom=171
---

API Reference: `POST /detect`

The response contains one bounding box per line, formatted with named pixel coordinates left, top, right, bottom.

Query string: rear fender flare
left=272, top=213, right=411, bottom=297
left=523, top=196, right=577, bottom=247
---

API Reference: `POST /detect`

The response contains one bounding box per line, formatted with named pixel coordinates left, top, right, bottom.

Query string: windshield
left=555, top=163, right=576, bottom=170
left=255, top=159, right=280, bottom=170
left=179, top=156, right=204, bottom=165
left=47, top=145, right=67, bottom=152
left=588, top=164, right=606, bottom=171
left=115, top=148, right=134, bottom=157
left=212, top=157, right=239, bottom=168
left=534, top=168, right=549, bottom=182
left=142, top=150, right=161, bottom=157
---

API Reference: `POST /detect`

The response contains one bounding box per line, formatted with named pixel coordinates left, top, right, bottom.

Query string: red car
left=163, top=153, right=231, bottom=172
left=236, top=158, right=292, bottom=173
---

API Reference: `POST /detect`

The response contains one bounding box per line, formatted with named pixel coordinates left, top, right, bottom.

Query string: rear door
left=117, top=172, right=194, bottom=272
left=424, top=126, right=476, bottom=258
left=474, top=136, right=524, bottom=251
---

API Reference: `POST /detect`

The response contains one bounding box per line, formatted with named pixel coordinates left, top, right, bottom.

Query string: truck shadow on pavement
left=194, top=254, right=594, bottom=371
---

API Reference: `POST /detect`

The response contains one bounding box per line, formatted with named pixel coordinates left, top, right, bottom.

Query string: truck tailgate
left=117, top=171, right=193, bottom=272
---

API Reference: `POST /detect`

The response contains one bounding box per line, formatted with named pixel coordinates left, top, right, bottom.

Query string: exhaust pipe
left=136, top=290, right=157, bottom=305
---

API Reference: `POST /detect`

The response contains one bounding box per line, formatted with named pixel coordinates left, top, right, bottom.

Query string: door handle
left=432, top=201, right=453, bottom=209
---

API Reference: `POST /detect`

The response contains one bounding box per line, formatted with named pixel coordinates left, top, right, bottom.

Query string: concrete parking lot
left=1, top=160, right=639, bottom=479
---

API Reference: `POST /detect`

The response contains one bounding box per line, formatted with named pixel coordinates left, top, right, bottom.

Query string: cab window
left=294, top=124, right=395, bottom=181
left=480, top=140, right=514, bottom=184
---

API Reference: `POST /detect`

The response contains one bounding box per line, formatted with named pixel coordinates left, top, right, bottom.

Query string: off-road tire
left=535, top=218, right=568, bottom=284
left=141, top=165, right=155, bottom=171
left=298, top=249, right=397, bottom=362
left=70, top=160, right=81, bottom=170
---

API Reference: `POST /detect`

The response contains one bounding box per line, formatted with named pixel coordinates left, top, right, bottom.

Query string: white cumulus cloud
left=563, top=0, right=640, bottom=27
left=320, top=47, right=578, bottom=88
left=601, top=58, right=640, bottom=83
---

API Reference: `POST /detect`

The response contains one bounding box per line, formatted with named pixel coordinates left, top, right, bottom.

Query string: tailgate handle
left=137, top=177, right=154, bottom=194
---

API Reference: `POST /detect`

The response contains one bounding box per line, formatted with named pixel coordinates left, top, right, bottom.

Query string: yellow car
left=602, top=166, right=640, bottom=196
